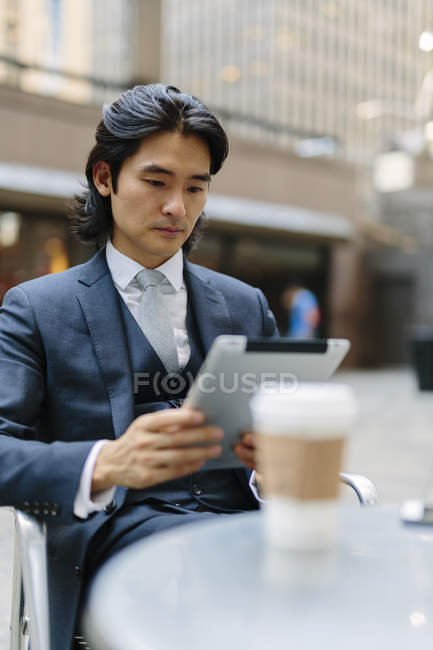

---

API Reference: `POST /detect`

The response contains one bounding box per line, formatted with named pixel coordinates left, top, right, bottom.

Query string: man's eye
left=146, top=179, right=165, bottom=187
left=188, top=186, right=203, bottom=193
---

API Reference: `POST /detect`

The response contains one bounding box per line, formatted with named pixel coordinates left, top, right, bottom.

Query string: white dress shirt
left=73, top=240, right=260, bottom=518
left=105, top=240, right=190, bottom=368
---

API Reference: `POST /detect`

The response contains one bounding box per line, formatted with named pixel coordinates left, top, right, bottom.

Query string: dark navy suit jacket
left=0, top=248, right=278, bottom=650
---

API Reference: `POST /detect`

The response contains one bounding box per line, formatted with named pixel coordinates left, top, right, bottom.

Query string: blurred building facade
left=162, top=0, right=433, bottom=163
left=2, top=0, right=433, bottom=364
left=0, top=0, right=158, bottom=103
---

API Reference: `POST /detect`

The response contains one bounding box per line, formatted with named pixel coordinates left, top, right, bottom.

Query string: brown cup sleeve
left=256, top=434, right=345, bottom=501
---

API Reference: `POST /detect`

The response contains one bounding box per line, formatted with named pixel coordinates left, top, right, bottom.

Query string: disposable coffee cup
left=250, top=382, right=357, bottom=551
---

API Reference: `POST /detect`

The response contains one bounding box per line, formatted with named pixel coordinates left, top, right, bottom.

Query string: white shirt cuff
left=73, top=440, right=116, bottom=519
left=249, top=470, right=266, bottom=503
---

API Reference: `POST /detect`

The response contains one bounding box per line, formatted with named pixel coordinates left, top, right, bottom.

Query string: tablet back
left=185, top=336, right=350, bottom=469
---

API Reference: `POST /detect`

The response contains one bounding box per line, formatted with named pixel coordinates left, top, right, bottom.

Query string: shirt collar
left=105, top=239, right=185, bottom=291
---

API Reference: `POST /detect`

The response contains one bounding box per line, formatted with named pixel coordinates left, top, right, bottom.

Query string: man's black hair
left=70, top=84, right=229, bottom=253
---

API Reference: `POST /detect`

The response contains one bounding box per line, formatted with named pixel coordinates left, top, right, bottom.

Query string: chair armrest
left=339, top=472, right=380, bottom=506
left=9, top=508, right=50, bottom=650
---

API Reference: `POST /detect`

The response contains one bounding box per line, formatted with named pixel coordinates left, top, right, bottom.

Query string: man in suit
left=0, top=84, right=278, bottom=650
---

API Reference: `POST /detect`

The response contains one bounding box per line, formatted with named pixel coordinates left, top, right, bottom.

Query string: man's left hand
left=234, top=432, right=256, bottom=470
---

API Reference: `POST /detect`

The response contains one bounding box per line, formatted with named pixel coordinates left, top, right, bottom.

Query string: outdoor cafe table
left=84, top=506, right=433, bottom=649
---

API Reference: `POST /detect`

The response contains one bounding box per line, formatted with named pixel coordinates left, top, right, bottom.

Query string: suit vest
left=118, top=295, right=258, bottom=513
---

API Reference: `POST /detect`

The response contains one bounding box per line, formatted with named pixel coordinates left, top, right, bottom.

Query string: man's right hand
left=91, top=408, right=223, bottom=494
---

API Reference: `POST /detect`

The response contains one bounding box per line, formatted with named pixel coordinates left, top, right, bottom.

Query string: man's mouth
left=153, top=226, right=185, bottom=238
left=154, top=227, right=184, bottom=232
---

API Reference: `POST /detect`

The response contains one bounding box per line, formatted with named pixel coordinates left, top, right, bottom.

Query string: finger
left=234, top=444, right=256, bottom=470
left=137, top=408, right=205, bottom=432
left=150, top=426, right=224, bottom=449
left=158, top=407, right=209, bottom=434
left=241, top=432, right=255, bottom=448
left=235, top=444, right=255, bottom=461
left=148, top=460, right=206, bottom=485
left=151, top=444, right=222, bottom=466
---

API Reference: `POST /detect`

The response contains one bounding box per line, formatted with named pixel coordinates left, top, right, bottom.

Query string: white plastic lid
left=250, top=382, right=358, bottom=436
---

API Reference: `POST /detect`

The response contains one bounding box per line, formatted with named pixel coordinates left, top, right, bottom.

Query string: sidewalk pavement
left=333, top=367, right=433, bottom=504
left=1, top=367, right=433, bottom=647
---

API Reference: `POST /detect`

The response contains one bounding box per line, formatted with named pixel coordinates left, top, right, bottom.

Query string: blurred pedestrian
left=281, top=284, right=321, bottom=338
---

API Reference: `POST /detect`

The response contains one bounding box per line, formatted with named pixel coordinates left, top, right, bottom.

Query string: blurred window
left=0, top=211, right=92, bottom=303
left=0, top=0, right=139, bottom=104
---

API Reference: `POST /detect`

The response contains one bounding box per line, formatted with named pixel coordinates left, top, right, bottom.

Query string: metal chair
left=7, top=472, right=379, bottom=650
left=339, top=472, right=380, bottom=506
left=8, top=508, right=49, bottom=650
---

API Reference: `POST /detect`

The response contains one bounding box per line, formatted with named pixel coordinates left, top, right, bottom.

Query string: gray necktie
left=135, top=269, right=179, bottom=374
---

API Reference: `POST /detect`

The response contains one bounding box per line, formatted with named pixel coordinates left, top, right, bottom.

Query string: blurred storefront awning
left=0, top=162, right=84, bottom=213
left=0, top=162, right=355, bottom=242
left=206, top=194, right=355, bottom=242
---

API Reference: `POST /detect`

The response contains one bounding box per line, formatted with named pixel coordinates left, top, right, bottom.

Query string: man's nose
left=162, top=192, right=186, bottom=219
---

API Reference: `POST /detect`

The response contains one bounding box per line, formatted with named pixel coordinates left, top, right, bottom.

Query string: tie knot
left=135, top=268, right=165, bottom=290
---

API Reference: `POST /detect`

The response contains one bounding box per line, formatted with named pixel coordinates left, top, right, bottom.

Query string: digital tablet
left=184, top=336, right=350, bottom=470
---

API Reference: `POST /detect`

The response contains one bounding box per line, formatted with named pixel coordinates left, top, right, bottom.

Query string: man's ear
left=93, top=161, right=112, bottom=197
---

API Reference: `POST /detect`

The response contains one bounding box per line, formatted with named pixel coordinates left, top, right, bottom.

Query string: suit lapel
left=184, top=260, right=233, bottom=355
left=76, top=249, right=134, bottom=438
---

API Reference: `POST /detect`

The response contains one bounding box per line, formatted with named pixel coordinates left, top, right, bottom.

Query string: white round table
left=84, top=507, right=433, bottom=650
